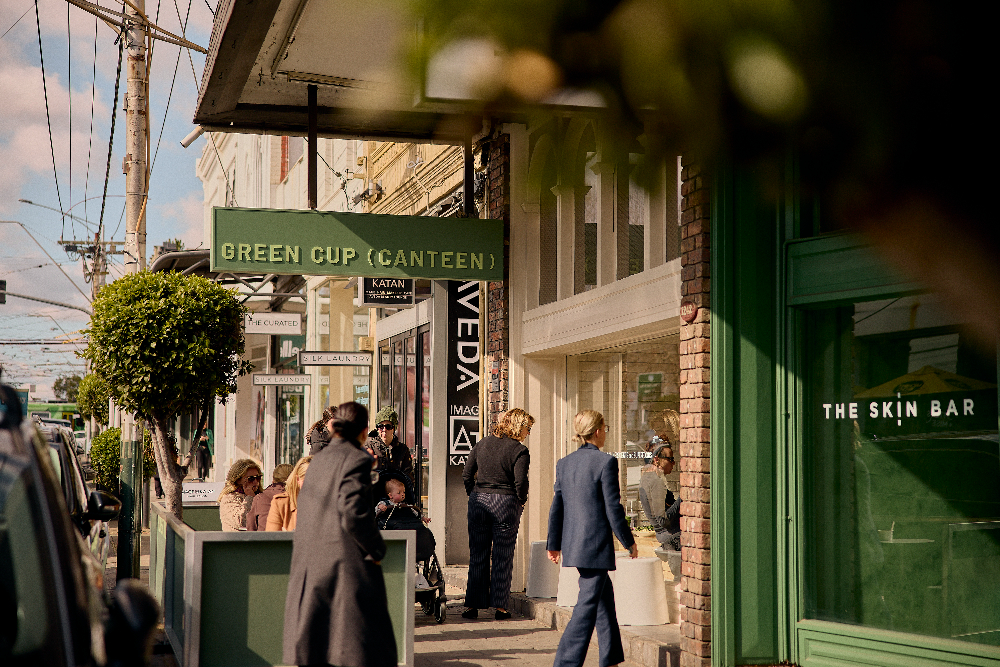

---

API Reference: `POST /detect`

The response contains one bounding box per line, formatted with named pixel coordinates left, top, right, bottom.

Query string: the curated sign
left=211, top=207, right=504, bottom=281
left=447, top=281, right=481, bottom=465
left=244, top=312, right=302, bottom=334
left=359, top=278, right=414, bottom=307
left=298, top=351, right=373, bottom=366
left=252, top=373, right=311, bottom=385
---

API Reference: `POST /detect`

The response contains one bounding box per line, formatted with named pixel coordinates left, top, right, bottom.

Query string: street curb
left=443, top=568, right=680, bottom=667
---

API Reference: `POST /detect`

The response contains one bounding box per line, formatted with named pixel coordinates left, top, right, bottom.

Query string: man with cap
left=366, top=407, right=415, bottom=483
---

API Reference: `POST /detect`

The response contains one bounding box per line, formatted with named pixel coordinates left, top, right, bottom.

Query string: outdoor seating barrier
left=149, top=501, right=415, bottom=667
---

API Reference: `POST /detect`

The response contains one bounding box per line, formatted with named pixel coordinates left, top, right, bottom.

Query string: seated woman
left=266, top=456, right=311, bottom=531
left=638, top=442, right=682, bottom=550
left=219, top=459, right=262, bottom=531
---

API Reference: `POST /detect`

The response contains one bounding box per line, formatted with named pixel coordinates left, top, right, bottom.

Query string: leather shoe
left=461, top=608, right=478, bottom=619
left=495, top=609, right=512, bottom=620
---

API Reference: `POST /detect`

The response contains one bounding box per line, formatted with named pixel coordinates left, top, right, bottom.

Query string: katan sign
left=211, top=207, right=503, bottom=281
left=359, top=278, right=414, bottom=307
left=298, top=351, right=373, bottom=366
left=447, top=281, right=481, bottom=465
left=252, top=373, right=311, bottom=385
left=244, top=312, right=302, bottom=334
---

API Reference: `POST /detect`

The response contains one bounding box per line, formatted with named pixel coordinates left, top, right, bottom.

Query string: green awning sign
left=211, top=207, right=504, bottom=281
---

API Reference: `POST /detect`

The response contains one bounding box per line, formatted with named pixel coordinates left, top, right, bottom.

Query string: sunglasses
left=245, top=475, right=262, bottom=483
left=376, top=423, right=395, bottom=430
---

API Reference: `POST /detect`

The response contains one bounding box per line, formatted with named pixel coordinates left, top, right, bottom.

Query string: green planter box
left=150, top=502, right=415, bottom=667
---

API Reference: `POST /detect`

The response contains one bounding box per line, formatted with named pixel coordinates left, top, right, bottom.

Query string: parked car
left=34, top=420, right=112, bottom=571
left=1, top=384, right=159, bottom=667
left=75, top=430, right=88, bottom=455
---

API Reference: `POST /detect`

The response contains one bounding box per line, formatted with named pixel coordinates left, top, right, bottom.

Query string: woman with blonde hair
left=266, top=456, right=312, bottom=531
left=547, top=409, right=636, bottom=667
left=218, top=458, right=263, bottom=531
left=461, top=407, right=534, bottom=620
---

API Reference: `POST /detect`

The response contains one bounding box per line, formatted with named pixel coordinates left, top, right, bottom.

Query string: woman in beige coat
left=218, top=458, right=261, bottom=531
left=266, top=456, right=311, bottom=531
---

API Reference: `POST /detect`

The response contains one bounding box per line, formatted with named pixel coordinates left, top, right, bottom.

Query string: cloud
left=153, top=189, right=204, bottom=250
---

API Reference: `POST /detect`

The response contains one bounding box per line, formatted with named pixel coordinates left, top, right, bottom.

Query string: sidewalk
left=442, top=567, right=681, bottom=667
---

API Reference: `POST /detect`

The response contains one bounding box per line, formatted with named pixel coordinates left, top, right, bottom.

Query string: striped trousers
left=465, top=491, right=523, bottom=610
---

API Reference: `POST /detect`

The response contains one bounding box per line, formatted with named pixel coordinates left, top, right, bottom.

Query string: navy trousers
left=465, top=492, right=522, bottom=609
left=553, top=568, right=624, bottom=667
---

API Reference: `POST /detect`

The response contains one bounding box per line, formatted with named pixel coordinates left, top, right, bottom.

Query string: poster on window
left=447, top=281, right=481, bottom=465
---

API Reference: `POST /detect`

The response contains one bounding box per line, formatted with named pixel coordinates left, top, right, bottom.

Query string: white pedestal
left=556, top=566, right=580, bottom=607
left=613, top=557, right=671, bottom=625
left=526, top=541, right=560, bottom=598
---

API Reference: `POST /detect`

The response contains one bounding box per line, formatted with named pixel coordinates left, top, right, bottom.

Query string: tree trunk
left=150, top=415, right=186, bottom=521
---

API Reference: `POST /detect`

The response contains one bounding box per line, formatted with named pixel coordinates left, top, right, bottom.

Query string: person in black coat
left=283, top=402, right=397, bottom=667
left=461, top=408, right=533, bottom=620
left=547, top=409, right=637, bottom=667
left=367, top=406, right=415, bottom=483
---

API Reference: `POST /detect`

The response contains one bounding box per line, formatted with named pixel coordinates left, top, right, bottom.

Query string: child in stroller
left=374, top=473, right=447, bottom=622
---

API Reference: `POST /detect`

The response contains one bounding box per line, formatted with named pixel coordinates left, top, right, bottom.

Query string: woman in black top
left=462, top=408, right=534, bottom=620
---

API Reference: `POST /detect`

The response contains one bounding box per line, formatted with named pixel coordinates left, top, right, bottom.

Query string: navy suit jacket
left=546, top=443, right=635, bottom=570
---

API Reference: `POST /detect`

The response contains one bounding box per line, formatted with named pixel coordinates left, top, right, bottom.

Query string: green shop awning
left=211, top=207, right=503, bottom=281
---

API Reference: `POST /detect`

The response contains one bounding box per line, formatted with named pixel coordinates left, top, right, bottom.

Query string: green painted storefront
left=711, top=164, right=1000, bottom=666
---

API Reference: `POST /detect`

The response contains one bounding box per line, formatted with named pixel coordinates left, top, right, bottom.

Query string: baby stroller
left=375, top=470, right=447, bottom=623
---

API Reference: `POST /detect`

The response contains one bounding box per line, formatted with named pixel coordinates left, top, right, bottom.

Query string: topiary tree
left=89, top=427, right=158, bottom=494
left=82, top=271, right=252, bottom=519
left=77, top=373, right=111, bottom=427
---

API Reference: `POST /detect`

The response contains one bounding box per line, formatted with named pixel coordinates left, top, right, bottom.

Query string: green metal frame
left=710, top=159, right=1000, bottom=666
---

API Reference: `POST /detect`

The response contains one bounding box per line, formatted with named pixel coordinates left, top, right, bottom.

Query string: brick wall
left=485, top=131, right=511, bottom=431
left=678, top=159, right=712, bottom=667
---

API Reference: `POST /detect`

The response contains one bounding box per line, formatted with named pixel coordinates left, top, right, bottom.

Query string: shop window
left=567, top=335, right=681, bottom=538
left=802, top=294, right=1000, bottom=644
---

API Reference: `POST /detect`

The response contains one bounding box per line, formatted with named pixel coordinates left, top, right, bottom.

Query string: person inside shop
left=218, top=459, right=263, bottom=531
left=282, top=402, right=397, bottom=667
left=196, top=421, right=213, bottom=480
left=307, top=407, right=334, bottom=455
left=462, top=407, right=534, bottom=620
left=267, top=456, right=312, bottom=531
left=366, top=407, right=414, bottom=483
left=246, top=463, right=293, bottom=531
left=639, top=441, right=682, bottom=550
left=547, top=409, right=637, bottom=667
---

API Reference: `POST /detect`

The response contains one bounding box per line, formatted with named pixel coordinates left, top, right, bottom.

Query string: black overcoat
left=283, top=436, right=397, bottom=667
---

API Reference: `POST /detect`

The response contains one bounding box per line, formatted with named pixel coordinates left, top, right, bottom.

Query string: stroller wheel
left=434, top=599, right=447, bottom=623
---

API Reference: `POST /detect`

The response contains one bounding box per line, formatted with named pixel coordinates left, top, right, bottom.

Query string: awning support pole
left=308, top=84, right=318, bottom=209
left=464, top=132, right=476, bottom=218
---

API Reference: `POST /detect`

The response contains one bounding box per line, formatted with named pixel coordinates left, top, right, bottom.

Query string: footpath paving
left=104, top=522, right=675, bottom=667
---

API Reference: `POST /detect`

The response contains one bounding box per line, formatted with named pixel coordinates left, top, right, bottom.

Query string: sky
left=0, top=0, right=214, bottom=397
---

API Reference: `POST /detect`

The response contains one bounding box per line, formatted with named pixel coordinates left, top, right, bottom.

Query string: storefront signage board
left=252, top=373, right=311, bottom=385
left=447, top=281, right=481, bottom=465
left=211, top=207, right=504, bottom=281
left=298, top=351, right=373, bottom=366
left=244, top=312, right=302, bottom=334
left=359, top=278, right=415, bottom=307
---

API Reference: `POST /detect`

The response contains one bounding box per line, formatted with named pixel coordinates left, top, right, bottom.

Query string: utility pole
left=118, top=0, right=147, bottom=582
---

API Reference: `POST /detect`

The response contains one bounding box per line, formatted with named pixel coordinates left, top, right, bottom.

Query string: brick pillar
left=485, top=131, right=511, bottom=431
left=678, top=159, right=712, bottom=667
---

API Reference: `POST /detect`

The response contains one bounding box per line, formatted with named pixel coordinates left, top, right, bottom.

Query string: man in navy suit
left=547, top=410, right=637, bottom=667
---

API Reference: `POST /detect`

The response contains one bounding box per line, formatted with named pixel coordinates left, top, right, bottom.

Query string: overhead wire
left=1, top=3, right=33, bottom=41
left=84, top=16, right=98, bottom=224
left=175, top=0, right=236, bottom=206
left=98, top=13, right=125, bottom=243
left=150, top=0, right=189, bottom=176
left=34, top=0, right=67, bottom=230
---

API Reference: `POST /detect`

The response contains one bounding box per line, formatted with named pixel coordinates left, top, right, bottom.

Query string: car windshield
left=0, top=438, right=53, bottom=659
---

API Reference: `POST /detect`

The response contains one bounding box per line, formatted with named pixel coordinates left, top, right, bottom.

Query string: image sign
left=447, top=281, right=481, bottom=464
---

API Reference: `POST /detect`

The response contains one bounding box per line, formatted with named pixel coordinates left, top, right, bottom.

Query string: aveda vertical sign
left=447, top=281, right=481, bottom=465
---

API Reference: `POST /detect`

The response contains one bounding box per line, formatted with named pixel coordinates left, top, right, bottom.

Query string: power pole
left=118, top=0, right=147, bottom=582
